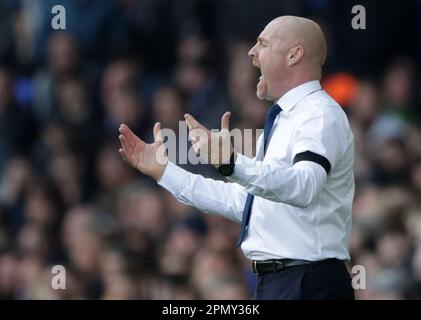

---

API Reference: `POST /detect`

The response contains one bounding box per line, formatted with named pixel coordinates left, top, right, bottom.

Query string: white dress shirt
left=158, top=80, right=355, bottom=262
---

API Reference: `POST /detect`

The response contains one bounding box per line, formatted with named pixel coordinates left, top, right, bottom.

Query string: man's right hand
left=118, top=123, right=168, bottom=181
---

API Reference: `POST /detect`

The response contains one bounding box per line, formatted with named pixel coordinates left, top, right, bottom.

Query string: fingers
left=119, top=148, right=128, bottom=163
left=119, top=133, right=132, bottom=152
left=188, top=128, right=210, bottom=158
left=188, top=128, right=200, bottom=143
left=220, top=111, right=231, bottom=131
left=119, top=124, right=138, bottom=148
left=118, top=124, right=146, bottom=165
left=189, top=135, right=199, bottom=143
left=153, top=122, right=164, bottom=143
left=118, top=133, right=133, bottom=164
left=184, top=114, right=202, bottom=130
left=190, top=138, right=200, bottom=156
left=120, top=123, right=135, bottom=136
left=188, top=127, right=209, bottom=145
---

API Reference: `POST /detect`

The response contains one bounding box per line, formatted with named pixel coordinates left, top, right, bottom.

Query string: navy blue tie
left=236, top=103, right=282, bottom=247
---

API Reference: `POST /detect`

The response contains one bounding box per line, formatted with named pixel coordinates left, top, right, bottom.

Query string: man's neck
left=273, top=76, right=320, bottom=101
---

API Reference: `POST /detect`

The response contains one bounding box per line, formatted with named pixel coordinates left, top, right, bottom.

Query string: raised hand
left=184, top=112, right=233, bottom=167
left=118, top=123, right=168, bottom=180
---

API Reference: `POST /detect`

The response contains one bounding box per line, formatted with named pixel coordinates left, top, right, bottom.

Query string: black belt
left=252, top=258, right=343, bottom=274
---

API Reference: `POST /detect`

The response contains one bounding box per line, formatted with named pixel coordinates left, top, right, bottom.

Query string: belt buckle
left=253, top=260, right=258, bottom=273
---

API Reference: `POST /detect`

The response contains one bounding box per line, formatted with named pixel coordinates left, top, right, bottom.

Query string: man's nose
left=248, top=45, right=257, bottom=59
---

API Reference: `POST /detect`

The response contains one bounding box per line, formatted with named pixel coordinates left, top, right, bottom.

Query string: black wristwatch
left=218, top=152, right=236, bottom=176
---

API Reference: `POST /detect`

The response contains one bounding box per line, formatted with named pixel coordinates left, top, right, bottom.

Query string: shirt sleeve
left=228, top=108, right=345, bottom=208
left=228, top=154, right=327, bottom=208
left=291, top=108, right=346, bottom=172
left=158, top=162, right=247, bottom=223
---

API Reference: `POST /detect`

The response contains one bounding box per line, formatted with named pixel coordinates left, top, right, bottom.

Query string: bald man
left=118, top=16, right=355, bottom=300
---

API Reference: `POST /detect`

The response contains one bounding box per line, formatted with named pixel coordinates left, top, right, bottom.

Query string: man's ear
left=287, top=46, right=304, bottom=66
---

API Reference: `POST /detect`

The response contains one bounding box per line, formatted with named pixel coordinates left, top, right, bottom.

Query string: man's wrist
left=154, top=162, right=168, bottom=181
left=218, top=151, right=236, bottom=176
left=140, top=159, right=168, bottom=182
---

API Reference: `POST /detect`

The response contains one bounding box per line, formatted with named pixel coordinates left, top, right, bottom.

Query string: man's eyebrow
left=257, top=37, right=268, bottom=44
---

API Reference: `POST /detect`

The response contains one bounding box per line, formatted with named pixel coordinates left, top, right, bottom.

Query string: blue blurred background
left=1, top=0, right=421, bottom=299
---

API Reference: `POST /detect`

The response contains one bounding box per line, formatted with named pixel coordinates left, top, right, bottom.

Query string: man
left=118, top=16, right=355, bottom=300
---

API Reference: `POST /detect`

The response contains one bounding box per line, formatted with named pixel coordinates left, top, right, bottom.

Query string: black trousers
left=254, top=260, right=355, bottom=300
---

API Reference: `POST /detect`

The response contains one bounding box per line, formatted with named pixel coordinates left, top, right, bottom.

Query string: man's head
left=248, top=16, right=327, bottom=101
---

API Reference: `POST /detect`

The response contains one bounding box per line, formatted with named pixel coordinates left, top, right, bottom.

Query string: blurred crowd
left=1, top=0, right=421, bottom=299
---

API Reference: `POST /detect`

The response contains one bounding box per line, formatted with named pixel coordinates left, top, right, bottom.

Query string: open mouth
left=256, top=64, right=263, bottom=82
left=254, top=62, right=263, bottom=86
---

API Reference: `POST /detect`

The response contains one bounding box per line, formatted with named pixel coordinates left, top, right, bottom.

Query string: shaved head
left=248, top=16, right=327, bottom=101
left=270, top=16, right=327, bottom=69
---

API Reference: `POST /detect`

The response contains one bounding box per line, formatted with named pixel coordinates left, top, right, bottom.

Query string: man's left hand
left=184, top=112, right=234, bottom=167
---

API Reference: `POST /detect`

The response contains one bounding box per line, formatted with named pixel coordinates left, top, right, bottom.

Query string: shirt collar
left=275, top=80, right=322, bottom=113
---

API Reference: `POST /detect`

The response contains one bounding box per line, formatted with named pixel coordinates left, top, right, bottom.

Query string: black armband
left=293, top=150, right=331, bottom=175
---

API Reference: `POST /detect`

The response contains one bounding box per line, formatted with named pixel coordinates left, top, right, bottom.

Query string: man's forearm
left=158, top=162, right=247, bottom=222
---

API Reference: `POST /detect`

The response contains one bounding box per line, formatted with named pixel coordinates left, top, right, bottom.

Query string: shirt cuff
left=228, top=153, right=258, bottom=186
left=157, top=162, right=189, bottom=194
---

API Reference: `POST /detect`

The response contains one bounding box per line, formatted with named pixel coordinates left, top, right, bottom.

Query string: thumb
left=220, top=111, right=231, bottom=130
left=184, top=113, right=201, bottom=130
left=153, top=122, right=164, bottom=143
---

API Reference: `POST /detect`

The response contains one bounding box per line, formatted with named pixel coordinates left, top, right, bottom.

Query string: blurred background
left=0, top=0, right=421, bottom=300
